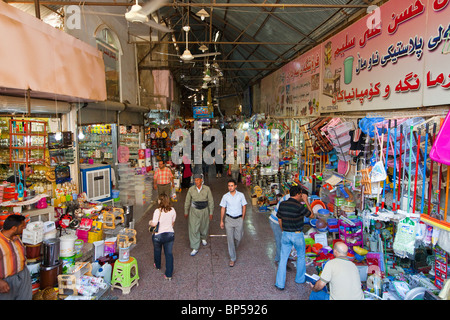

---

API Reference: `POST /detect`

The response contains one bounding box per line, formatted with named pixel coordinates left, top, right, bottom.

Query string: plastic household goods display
left=430, top=110, right=450, bottom=166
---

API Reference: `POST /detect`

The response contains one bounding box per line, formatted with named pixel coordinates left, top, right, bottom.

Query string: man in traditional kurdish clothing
left=184, top=173, right=214, bottom=256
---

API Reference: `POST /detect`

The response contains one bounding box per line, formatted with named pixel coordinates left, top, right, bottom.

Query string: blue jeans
left=275, top=231, right=306, bottom=289
left=152, top=232, right=175, bottom=277
left=269, top=219, right=282, bottom=262
left=309, top=290, right=330, bottom=300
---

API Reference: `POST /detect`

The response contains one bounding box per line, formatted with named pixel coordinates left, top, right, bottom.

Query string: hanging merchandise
left=430, top=110, right=450, bottom=166
left=393, top=217, right=417, bottom=259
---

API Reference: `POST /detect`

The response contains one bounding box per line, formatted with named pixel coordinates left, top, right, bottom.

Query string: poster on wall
left=260, top=46, right=321, bottom=117
left=319, top=0, right=435, bottom=113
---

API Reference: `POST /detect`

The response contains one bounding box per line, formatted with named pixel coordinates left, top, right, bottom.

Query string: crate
left=22, top=229, right=43, bottom=245
left=88, top=231, right=103, bottom=244
left=76, top=229, right=89, bottom=243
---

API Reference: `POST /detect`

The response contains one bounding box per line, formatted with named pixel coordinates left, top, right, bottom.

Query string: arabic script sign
left=320, top=0, right=450, bottom=113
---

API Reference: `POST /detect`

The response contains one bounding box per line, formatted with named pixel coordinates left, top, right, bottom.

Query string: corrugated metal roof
left=158, top=0, right=376, bottom=95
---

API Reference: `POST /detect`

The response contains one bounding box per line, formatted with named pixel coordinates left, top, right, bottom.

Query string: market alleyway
left=109, top=168, right=315, bottom=300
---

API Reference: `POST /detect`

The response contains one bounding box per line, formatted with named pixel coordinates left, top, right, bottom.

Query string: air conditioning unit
left=80, top=164, right=112, bottom=202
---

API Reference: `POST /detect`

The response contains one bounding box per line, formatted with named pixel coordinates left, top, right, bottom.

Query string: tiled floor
left=109, top=170, right=315, bottom=300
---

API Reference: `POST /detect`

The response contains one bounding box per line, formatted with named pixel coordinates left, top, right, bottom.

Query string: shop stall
left=244, top=111, right=450, bottom=300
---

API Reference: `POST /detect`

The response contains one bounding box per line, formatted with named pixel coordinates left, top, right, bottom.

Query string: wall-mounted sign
left=319, top=0, right=450, bottom=113
left=261, top=46, right=321, bottom=117
left=193, top=106, right=213, bottom=118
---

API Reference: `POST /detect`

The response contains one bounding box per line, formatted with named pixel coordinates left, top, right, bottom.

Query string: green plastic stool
left=111, top=257, right=139, bottom=294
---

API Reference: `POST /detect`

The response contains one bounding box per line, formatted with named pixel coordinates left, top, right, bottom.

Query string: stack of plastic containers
left=133, top=173, right=146, bottom=210
left=117, top=163, right=135, bottom=205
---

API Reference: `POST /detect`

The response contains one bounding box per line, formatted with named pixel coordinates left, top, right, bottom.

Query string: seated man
left=309, top=241, right=364, bottom=300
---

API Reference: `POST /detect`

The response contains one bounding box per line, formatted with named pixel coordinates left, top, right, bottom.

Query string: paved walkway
left=109, top=171, right=314, bottom=300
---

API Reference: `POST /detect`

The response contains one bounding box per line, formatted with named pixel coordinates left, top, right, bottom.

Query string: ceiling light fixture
left=181, top=49, right=194, bottom=60
left=196, top=9, right=209, bottom=21
left=199, top=44, right=208, bottom=52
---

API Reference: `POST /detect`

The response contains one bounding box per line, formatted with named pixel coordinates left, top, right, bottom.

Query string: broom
left=412, top=128, right=421, bottom=214
left=392, top=120, right=398, bottom=212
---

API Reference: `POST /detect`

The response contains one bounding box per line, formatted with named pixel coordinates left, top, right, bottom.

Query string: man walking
left=227, top=150, right=242, bottom=183
left=0, top=215, right=32, bottom=300
left=184, top=173, right=214, bottom=256
left=220, top=179, right=247, bottom=267
left=275, top=186, right=314, bottom=290
left=153, top=160, right=173, bottom=197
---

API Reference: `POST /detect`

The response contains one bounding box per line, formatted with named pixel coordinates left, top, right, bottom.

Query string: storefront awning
left=0, top=1, right=107, bottom=102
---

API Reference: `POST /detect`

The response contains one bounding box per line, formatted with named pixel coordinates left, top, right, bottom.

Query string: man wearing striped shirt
left=153, top=160, right=174, bottom=197
left=275, top=186, right=314, bottom=291
left=0, top=215, right=32, bottom=300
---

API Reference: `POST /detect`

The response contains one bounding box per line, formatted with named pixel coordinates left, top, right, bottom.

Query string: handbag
left=149, top=209, right=161, bottom=234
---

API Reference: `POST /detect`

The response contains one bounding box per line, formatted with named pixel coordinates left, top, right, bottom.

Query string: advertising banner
left=260, top=46, right=322, bottom=117
left=320, top=0, right=430, bottom=113
left=320, top=0, right=450, bottom=113
left=193, top=106, right=213, bottom=119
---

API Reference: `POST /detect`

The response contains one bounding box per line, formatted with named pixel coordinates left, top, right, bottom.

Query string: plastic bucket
left=74, top=239, right=84, bottom=258
left=59, top=255, right=75, bottom=274
left=59, top=234, right=77, bottom=257
left=118, top=245, right=131, bottom=262
left=26, top=243, right=42, bottom=259
left=344, top=56, right=354, bottom=84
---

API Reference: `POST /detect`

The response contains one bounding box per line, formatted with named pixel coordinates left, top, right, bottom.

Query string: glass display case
left=118, top=125, right=141, bottom=166
left=78, top=124, right=115, bottom=165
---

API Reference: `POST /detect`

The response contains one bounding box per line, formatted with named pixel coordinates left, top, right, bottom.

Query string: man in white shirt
left=309, top=241, right=364, bottom=300
left=220, top=179, right=247, bottom=267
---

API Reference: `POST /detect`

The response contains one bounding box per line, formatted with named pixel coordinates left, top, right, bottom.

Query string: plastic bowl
left=310, top=219, right=317, bottom=227
left=354, top=253, right=365, bottom=261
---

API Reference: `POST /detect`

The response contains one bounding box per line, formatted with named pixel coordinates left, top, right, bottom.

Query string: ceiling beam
left=149, top=40, right=302, bottom=45
left=5, top=1, right=369, bottom=9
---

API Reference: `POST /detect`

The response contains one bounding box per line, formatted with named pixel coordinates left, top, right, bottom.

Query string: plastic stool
left=111, top=257, right=139, bottom=294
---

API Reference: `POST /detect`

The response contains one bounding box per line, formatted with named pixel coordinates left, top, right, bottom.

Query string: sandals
left=229, top=260, right=235, bottom=267
left=164, top=275, right=172, bottom=281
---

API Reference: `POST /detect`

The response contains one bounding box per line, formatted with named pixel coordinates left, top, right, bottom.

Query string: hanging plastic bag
left=370, top=161, right=387, bottom=182
left=393, top=217, right=417, bottom=258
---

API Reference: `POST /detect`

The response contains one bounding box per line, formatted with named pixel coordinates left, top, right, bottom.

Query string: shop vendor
left=6, top=165, right=32, bottom=188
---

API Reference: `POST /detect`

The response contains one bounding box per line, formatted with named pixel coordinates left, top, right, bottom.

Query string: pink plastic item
left=35, top=197, right=47, bottom=209
left=430, top=110, right=450, bottom=165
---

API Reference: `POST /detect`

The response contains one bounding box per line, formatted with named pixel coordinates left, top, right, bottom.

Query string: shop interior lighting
left=196, top=9, right=209, bottom=21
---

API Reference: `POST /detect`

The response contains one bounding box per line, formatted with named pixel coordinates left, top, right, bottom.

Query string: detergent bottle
left=91, top=261, right=101, bottom=277
left=95, top=262, right=112, bottom=284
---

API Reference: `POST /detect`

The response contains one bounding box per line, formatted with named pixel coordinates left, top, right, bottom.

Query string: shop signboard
left=319, top=0, right=450, bottom=113
left=260, top=46, right=321, bottom=117
left=193, top=106, right=213, bottom=119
